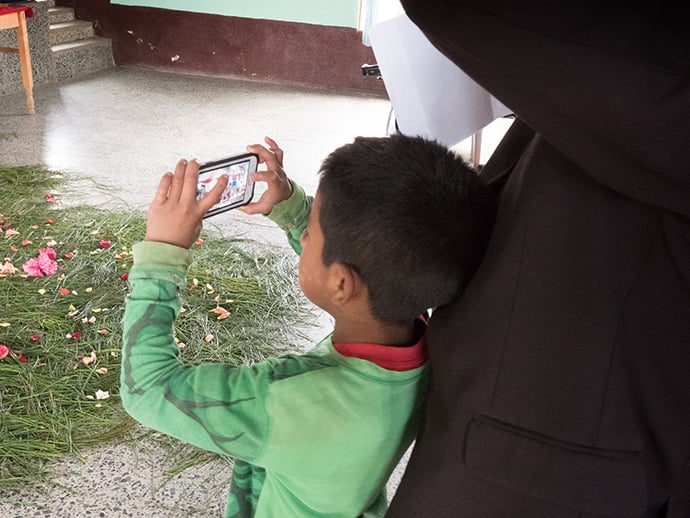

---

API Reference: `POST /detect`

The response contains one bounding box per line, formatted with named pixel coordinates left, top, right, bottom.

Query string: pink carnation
left=22, top=250, right=58, bottom=277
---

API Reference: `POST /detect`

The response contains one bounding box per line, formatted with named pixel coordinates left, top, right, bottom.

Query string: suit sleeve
left=400, top=0, right=690, bottom=217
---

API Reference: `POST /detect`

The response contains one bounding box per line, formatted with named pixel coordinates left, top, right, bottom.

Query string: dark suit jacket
left=388, top=2, right=690, bottom=517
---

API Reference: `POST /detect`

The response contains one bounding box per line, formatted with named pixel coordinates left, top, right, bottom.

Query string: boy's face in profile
left=298, top=191, right=331, bottom=311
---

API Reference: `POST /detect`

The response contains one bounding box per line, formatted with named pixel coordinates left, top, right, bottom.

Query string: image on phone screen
left=196, top=153, right=257, bottom=218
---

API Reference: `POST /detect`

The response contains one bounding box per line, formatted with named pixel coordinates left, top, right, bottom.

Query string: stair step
left=48, top=6, right=76, bottom=25
left=52, top=37, right=114, bottom=81
left=50, top=19, right=95, bottom=46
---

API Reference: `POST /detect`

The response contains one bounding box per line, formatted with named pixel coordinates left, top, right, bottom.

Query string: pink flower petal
left=99, top=240, right=112, bottom=249
left=0, top=344, right=9, bottom=360
left=23, top=257, right=44, bottom=277
left=45, top=193, right=56, bottom=203
left=0, top=261, right=16, bottom=274
left=39, top=247, right=57, bottom=260
left=18, top=353, right=28, bottom=363
left=37, top=252, right=58, bottom=276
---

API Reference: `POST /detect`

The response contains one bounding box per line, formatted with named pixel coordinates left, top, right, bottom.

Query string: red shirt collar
left=332, top=333, right=428, bottom=371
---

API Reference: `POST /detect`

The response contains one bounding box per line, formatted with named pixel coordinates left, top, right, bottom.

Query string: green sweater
left=120, top=183, right=429, bottom=517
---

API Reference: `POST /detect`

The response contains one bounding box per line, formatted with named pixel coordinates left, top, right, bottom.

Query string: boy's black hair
left=317, top=134, right=495, bottom=327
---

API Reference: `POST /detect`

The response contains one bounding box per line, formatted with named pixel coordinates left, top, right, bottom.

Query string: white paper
left=369, top=14, right=512, bottom=148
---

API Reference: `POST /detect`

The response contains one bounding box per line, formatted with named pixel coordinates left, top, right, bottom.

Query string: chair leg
left=16, top=11, right=34, bottom=115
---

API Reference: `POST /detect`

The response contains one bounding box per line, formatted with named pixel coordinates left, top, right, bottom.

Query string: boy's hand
left=240, top=136, right=293, bottom=215
left=145, top=158, right=228, bottom=249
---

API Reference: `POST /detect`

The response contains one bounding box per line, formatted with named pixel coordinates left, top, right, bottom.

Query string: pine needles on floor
left=0, top=165, right=314, bottom=489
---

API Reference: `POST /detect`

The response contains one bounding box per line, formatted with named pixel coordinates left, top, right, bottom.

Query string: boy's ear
left=328, top=262, right=364, bottom=306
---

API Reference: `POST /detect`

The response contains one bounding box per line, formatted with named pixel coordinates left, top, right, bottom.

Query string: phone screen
left=196, top=153, right=257, bottom=217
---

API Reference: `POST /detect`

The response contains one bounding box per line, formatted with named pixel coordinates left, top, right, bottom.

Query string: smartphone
left=196, top=152, right=258, bottom=218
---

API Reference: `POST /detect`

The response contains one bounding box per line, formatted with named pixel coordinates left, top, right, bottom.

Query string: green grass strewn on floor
left=0, top=165, right=314, bottom=489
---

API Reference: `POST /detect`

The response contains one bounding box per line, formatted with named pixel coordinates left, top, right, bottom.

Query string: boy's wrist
left=267, top=180, right=310, bottom=224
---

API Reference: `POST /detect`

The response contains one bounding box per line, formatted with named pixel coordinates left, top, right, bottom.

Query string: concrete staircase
left=47, top=0, right=114, bottom=80
left=0, top=0, right=114, bottom=98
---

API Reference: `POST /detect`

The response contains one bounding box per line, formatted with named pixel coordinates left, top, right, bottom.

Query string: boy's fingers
left=264, top=136, right=283, bottom=164
left=181, top=159, right=201, bottom=199
left=238, top=201, right=267, bottom=215
left=198, top=173, right=228, bottom=213
left=247, top=143, right=282, bottom=172
left=168, top=159, right=188, bottom=201
left=153, top=171, right=173, bottom=204
left=249, top=170, right=273, bottom=184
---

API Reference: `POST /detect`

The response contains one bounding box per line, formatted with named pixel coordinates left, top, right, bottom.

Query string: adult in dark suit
left=387, top=2, right=690, bottom=517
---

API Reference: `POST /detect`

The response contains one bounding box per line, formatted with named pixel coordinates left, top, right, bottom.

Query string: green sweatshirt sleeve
left=265, top=180, right=312, bottom=255
left=120, top=241, right=271, bottom=460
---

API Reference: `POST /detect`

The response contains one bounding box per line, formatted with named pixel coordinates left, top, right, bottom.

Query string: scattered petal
left=46, top=218, right=57, bottom=224
left=81, top=351, right=96, bottom=365
left=209, top=307, right=230, bottom=320
left=0, top=261, right=16, bottom=274
left=30, top=335, right=41, bottom=341
left=95, top=390, right=110, bottom=400
left=63, top=252, right=74, bottom=259
left=4, top=228, right=19, bottom=238
left=204, top=334, right=214, bottom=343
left=0, top=344, right=8, bottom=360
left=85, top=287, right=93, bottom=293
left=0, top=322, right=10, bottom=327
left=96, top=367, right=108, bottom=375
left=21, top=239, right=33, bottom=246
left=18, top=353, right=28, bottom=363
left=97, top=329, right=109, bottom=335
left=99, top=240, right=112, bottom=249
left=120, top=273, right=129, bottom=281
left=45, top=193, right=56, bottom=203
left=37, top=288, right=46, bottom=295
left=59, top=288, right=70, bottom=295
left=194, top=239, right=204, bottom=246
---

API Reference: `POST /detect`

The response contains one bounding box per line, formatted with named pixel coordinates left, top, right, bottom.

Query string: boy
left=120, top=135, right=493, bottom=517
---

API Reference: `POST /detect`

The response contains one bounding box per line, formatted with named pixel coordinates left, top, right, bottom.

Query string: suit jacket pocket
left=464, top=415, right=647, bottom=516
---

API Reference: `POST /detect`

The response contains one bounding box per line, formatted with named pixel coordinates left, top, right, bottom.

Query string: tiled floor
left=0, top=67, right=510, bottom=517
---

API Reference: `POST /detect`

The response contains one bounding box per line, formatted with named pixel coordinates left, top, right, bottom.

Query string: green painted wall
left=111, top=0, right=359, bottom=28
